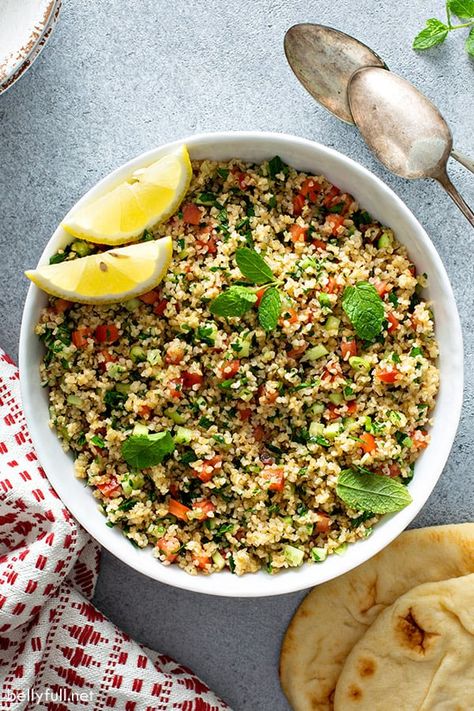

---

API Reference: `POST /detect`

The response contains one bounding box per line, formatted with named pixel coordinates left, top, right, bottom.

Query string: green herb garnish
left=209, top=285, right=257, bottom=318
left=413, top=0, right=474, bottom=55
left=235, top=247, right=275, bottom=284
left=268, top=155, right=289, bottom=179
left=336, top=468, right=412, bottom=513
left=121, top=431, right=175, bottom=469
left=258, top=287, right=281, bottom=332
left=342, top=282, right=385, bottom=341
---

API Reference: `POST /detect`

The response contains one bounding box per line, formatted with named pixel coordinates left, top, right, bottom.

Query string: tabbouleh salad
left=36, top=156, right=439, bottom=575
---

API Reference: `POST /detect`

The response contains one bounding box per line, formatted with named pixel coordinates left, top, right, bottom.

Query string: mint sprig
left=121, top=431, right=175, bottom=469
left=413, top=0, right=474, bottom=55
left=342, top=282, right=385, bottom=341
left=209, top=248, right=283, bottom=331
left=336, top=468, right=413, bottom=514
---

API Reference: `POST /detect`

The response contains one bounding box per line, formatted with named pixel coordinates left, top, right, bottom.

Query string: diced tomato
left=360, top=432, right=377, bottom=453
left=53, top=298, right=72, bottom=314
left=300, top=178, right=322, bottom=202
left=182, top=371, right=204, bottom=389
left=192, top=499, right=216, bottom=520
left=374, top=281, right=390, bottom=299
left=377, top=367, right=399, bottom=383
left=232, top=169, right=249, bottom=190
left=387, top=312, right=400, bottom=334
left=196, top=236, right=217, bottom=254
left=96, top=477, right=121, bottom=498
left=255, top=288, right=266, bottom=307
left=71, top=328, right=91, bottom=348
left=182, top=203, right=203, bottom=225
left=153, top=299, right=168, bottom=316
left=315, top=512, right=331, bottom=533
left=386, top=462, right=401, bottom=478
left=239, top=407, right=253, bottom=421
left=345, top=400, right=358, bottom=415
left=326, top=403, right=342, bottom=420
left=168, top=499, right=191, bottom=521
left=408, top=264, right=417, bottom=277
left=165, top=344, right=185, bottom=365
left=98, top=349, right=117, bottom=373
left=252, top=425, right=265, bottom=442
left=292, top=193, right=306, bottom=216
left=323, top=185, right=341, bottom=208
left=193, top=554, right=212, bottom=570
left=262, top=466, right=285, bottom=492
left=313, top=239, right=327, bottom=250
left=156, top=537, right=179, bottom=563
left=196, top=455, right=222, bottom=483
left=281, top=307, right=298, bottom=325
left=139, top=290, right=160, bottom=304
left=324, top=276, right=339, bottom=294
left=321, top=361, right=343, bottom=382
left=326, top=214, right=345, bottom=236
left=220, top=359, right=240, bottom=379
left=411, top=429, right=428, bottom=450
left=289, top=224, right=308, bottom=243
left=95, top=324, right=119, bottom=344
left=138, top=404, right=152, bottom=418
left=341, top=339, right=357, bottom=359
left=287, top=343, right=308, bottom=359
left=168, top=377, right=183, bottom=398
left=258, top=385, right=278, bottom=404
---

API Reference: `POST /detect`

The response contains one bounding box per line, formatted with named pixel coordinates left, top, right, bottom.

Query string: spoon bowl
left=348, top=67, right=474, bottom=226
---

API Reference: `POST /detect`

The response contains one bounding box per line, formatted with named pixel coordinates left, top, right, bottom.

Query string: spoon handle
left=437, top=173, right=474, bottom=228
left=451, top=149, right=474, bottom=175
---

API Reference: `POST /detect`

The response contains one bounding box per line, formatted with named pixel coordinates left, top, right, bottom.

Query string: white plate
left=0, top=0, right=61, bottom=95
left=19, top=131, right=464, bottom=597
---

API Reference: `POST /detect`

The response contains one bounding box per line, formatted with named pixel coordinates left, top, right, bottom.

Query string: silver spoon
left=348, top=67, right=474, bottom=227
left=284, top=23, right=474, bottom=174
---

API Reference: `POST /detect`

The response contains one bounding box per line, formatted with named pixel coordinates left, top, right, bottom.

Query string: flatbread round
left=280, top=523, right=474, bottom=710
left=334, top=573, right=474, bottom=710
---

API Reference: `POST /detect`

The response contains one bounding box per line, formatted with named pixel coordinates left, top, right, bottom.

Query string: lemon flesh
left=62, top=145, right=192, bottom=245
left=25, top=237, right=172, bottom=304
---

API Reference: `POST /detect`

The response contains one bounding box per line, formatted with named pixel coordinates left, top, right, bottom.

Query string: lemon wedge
left=62, top=145, right=192, bottom=245
left=25, top=237, right=172, bottom=304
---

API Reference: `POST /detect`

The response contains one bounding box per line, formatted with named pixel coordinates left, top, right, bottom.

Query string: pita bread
left=334, top=573, right=474, bottom=710
left=280, top=523, right=474, bottom=710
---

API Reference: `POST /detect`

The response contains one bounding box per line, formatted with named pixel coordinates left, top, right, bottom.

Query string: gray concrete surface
left=1, top=1, right=473, bottom=709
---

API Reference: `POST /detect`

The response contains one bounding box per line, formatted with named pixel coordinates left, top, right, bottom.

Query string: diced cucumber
left=324, top=316, right=340, bottom=334
left=124, top=298, right=141, bottom=312
left=328, top=392, right=343, bottom=405
left=67, top=394, right=83, bottom=407
left=108, top=363, right=125, bottom=379
left=388, top=410, right=407, bottom=427
left=121, top=479, right=133, bottom=496
left=318, top=292, right=332, bottom=308
left=309, top=402, right=325, bottom=415
left=324, top=422, right=340, bottom=439
left=377, top=231, right=392, bottom=249
left=133, top=423, right=149, bottom=436
left=305, top=344, right=329, bottom=361
left=349, top=356, right=371, bottom=372
left=342, top=416, right=358, bottom=431
left=116, top=382, right=130, bottom=395
left=311, top=547, right=327, bottom=562
left=164, top=408, right=186, bottom=424
left=147, top=349, right=163, bottom=366
left=284, top=545, right=305, bottom=567
left=70, top=240, right=92, bottom=257
left=147, top=523, right=166, bottom=538
left=230, top=331, right=253, bottom=357
left=130, top=345, right=146, bottom=363
left=309, top=421, right=324, bottom=437
left=212, top=551, right=226, bottom=570
left=334, top=542, right=348, bottom=555
left=129, top=472, right=145, bottom=489
left=174, top=426, right=193, bottom=445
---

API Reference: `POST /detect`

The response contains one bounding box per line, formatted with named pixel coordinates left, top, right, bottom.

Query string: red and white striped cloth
left=0, top=350, right=229, bottom=711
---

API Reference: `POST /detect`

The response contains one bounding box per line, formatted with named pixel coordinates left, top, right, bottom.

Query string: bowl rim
left=19, top=130, right=464, bottom=597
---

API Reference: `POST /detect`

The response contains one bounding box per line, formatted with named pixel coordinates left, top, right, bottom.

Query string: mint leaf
left=209, top=285, right=257, bottom=318
left=413, top=18, right=449, bottom=49
left=342, top=282, right=385, bottom=341
left=466, top=25, right=474, bottom=54
left=258, top=287, right=281, bottom=331
left=122, top=431, right=175, bottom=469
left=235, top=247, right=274, bottom=284
left=336, top=469, right=412, bottom=513
left=448, top=0, right=474, bottom=19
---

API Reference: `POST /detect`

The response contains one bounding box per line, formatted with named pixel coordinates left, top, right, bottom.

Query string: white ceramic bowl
left=20, top=132, right=463, bottom=597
